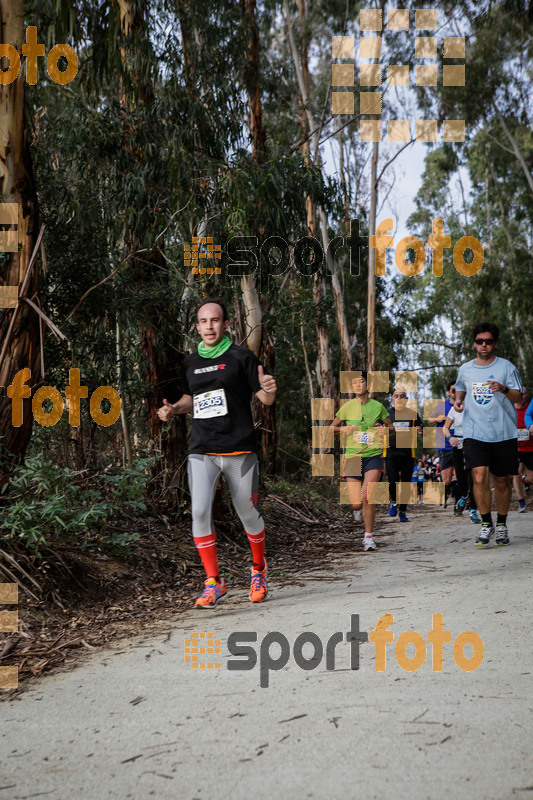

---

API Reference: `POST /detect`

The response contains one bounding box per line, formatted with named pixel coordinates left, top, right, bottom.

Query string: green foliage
left=13, top=0, right=529, bottom=515
left=0, top=455, right=155, bottom=558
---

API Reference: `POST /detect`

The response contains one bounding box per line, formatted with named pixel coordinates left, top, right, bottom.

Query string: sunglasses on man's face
left=474, top=338, right=495, bottom=345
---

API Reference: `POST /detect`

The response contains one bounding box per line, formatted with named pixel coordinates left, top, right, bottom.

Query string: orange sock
left=246, top=529, right=265, bottom=571
left=193, top=533, right=219, bottom=580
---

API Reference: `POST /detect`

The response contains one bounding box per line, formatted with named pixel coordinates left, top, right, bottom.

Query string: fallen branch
left=0, top=552, right=41, bottom=601
left=266, top=494, right=316, bottom=523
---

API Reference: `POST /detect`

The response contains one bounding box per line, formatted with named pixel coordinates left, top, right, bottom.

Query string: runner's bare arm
left=428, top=403, right=447, bottom=425
left=454, top=391, right=465, bottom=412
left=376, top=416, right=394, bottom=445
left=329, top=417, right=355, bottom=434
left=443, top=416, right=459, bottom=446
left=157, top=394, right=193, bottom=421
left=486, top=382, right=522, bottom=403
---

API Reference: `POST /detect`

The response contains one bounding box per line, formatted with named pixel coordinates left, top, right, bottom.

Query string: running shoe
left=353, top=509, right=362, bottom=523
left=495, top=524, right=510, bottom=546
left=475, top=523, right=495, bottom=546
left=387, top=502, right=398, bottom=517
left=194, top=577, right=227, bottom=608
left=249, top=563, right=268, bottom=602
left=518, top=500, right=527, bottom=513
left=399, top=511, right=408, bottom=522
left=455, top=495, right=468, bottom=515
left=363, top=536, right=377, bottom=551
left=470, top=509, right=481, bottom=524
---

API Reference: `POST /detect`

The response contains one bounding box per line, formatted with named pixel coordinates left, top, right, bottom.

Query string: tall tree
left=241, top=0, right=277, bottom=472
left=0, top=0, right=41, bottom=469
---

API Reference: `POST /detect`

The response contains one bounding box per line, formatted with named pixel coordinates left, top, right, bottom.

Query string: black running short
left=463, top=438, right=519, bottom=476
left=437, top=449, right=454, bottom=471
left=343, top=455, right=384, bottom=480
left=518, top=451, right=533, bottom=471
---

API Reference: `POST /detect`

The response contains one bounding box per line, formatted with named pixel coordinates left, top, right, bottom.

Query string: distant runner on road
left=428, top=382, right=456, bottom=509
left=513, top=388, right=533, bottom=512
left=454, top=321, right=522, bottom=546
left=443, top=405, right=480, bottom=523
left=384, top=389, right=423, bottom=522
left=157, top=298, right=276, bottom=608
left=330, top=372, right=394, bottom=552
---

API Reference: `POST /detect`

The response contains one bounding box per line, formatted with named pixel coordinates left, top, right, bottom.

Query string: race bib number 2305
left=193, top=389, right=228, bottom=419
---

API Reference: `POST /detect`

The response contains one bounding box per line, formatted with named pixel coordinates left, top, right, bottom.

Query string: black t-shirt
left=181, top=344, right=262, bottom=454
left=385, top=406, right=423, bottom=456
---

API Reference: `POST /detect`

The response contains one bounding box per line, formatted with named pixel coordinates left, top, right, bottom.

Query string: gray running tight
left=187, top=452, right=264, bottom=538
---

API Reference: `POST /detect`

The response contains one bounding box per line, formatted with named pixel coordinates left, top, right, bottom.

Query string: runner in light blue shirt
left=455, top=358, right=522, bottom=442
left=453, top=322, right=523, bottom=547
left=525, top=398, right=533, bottom=431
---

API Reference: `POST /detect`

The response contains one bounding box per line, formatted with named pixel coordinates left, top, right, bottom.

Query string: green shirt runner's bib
left=336, top=398, right=390, bottom=458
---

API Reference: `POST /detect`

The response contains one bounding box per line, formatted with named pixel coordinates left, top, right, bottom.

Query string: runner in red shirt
left=513, top=388, right=533, bottom=512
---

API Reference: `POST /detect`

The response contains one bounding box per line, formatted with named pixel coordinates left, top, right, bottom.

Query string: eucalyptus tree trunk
left=0, top=0, right=41, bottom=468
left=367, top=138, right=379, bottom=372
left=284, top=0, right=351, bottom=390
left=241, top=0, right=277, bottom=473
left=116, top=0, right=187, bottom=498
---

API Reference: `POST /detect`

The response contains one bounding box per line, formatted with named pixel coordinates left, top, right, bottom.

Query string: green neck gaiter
left=198, top=335, right=232, bottom=359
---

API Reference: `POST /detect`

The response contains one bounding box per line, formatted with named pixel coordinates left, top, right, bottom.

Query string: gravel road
left=2, top=508, right=532, bottom=800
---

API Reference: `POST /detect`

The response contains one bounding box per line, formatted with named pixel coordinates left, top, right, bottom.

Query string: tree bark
left=284, top=0, right=351, bottom=386
left=0, top=0, right=41, bottom=470
left=367, top=138, right=379, bottom=372
left=116, top=316, right=132, bottom=463
left=116, top=0, right=187, bottom=497
left=493, top=104, right=533, bottom=196
left=241, top=0, right=277, bottom=473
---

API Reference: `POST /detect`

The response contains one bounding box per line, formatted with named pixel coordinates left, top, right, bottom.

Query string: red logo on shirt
left=217, top=364, right=226, bottom=370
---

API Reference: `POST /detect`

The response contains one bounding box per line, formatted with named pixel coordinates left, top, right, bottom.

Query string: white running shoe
left=363, top=536, right=377, bottom=551
left=495, top=524, right=510, bottom=546
left=353, top=509, right=362, bottom=523
left=476, top=523, right=495, bottom=546
left=518, top=503, right=527, bottom=513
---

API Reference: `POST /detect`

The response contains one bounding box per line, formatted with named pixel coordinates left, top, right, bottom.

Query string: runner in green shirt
left=330, top=371, right=394, bottom=551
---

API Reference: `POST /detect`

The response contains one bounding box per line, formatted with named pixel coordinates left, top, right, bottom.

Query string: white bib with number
left=193, top=389, right=228, bottom=419
left=518, top=428, right=529, bottom=442
left=394, top=421, right=410, bottom=429
left=472, top=382, right=494, bottom=406
left=354, top=430, right=374, bottom=445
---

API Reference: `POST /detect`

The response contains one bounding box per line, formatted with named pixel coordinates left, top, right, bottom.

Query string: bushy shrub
left=0, top=453, right=155, bottom=558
